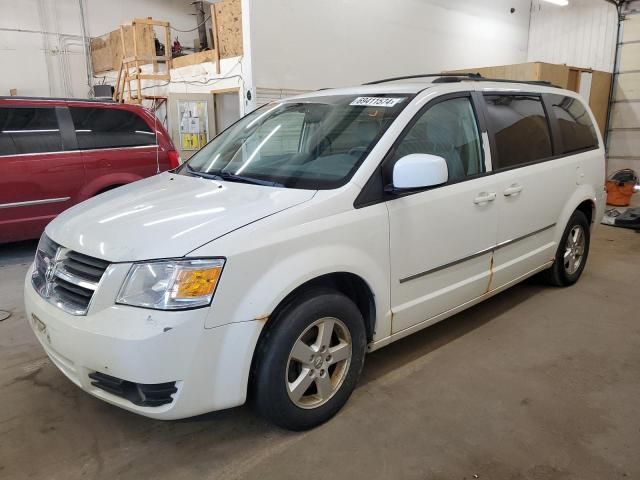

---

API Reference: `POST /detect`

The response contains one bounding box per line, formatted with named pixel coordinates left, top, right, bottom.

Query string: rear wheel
left=253, top=290, right=366, bottom=430
left=544, top=210, right=590, bottom=286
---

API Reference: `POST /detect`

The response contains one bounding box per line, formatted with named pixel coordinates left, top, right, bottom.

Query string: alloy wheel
left=286, top=317, right=352, bottom=409
left=564, top=224, right=586, bottom=275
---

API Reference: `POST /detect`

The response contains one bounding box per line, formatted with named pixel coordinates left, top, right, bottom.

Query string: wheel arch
left=260, top=272, right=377, bottom=343
left=556, top=186, right=598, bottom=242
left=77, top=172, right=144, bottom=200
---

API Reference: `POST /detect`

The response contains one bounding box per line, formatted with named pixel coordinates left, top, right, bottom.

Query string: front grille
left=32, top=234, right=110, bottom=315
left=89, top=372, right=177, bottom=407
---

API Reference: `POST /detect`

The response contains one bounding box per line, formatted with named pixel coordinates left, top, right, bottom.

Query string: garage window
left=484, top=95, right=553, bottom=169
left=70, top=107, right=156, bottom=150
left=548, top=94, right=598, bottom=154
left=0, top=107, right=63, bottom=156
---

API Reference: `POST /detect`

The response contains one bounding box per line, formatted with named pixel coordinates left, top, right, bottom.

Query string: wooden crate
left=91, top=23, right=155, bottom=74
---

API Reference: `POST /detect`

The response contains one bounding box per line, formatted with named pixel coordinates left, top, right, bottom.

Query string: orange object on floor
left=606, top=169, right=638, bottom=206
left=606, top=180, right=635, bottom=206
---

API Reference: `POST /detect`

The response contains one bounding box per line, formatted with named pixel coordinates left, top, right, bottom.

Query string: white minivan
left=25, top=75, right=605, bottom=430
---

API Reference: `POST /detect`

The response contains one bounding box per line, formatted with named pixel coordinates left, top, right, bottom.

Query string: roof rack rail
left=363, top=73, right=482, bottom=85
left=0, top=96, right=114, bottom=103
left=363, top=73, right=561, bottom=89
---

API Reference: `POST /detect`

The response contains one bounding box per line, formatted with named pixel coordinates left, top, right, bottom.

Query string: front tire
left=253, top=290, right=366, bottom=430
left=544, top=210, right=590, bottom=286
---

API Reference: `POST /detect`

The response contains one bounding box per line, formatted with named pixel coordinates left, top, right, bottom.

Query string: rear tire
left=253, top=290, right=366, bottom=430
left=543, top=210, right=590, bottom=287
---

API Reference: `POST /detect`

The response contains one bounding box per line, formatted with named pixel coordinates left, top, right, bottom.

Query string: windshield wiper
left=216, top=171, right=285, bottom=187
left=186, top=165, right=284, bottom=187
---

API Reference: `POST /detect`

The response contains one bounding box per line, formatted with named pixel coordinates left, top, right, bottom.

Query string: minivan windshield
left=180, top=94, right=411, bottom=189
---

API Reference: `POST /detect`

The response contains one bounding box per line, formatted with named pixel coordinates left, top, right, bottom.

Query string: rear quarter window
left=70, top=107, right=156, bottom=150
left=0, top=107, right=63, bottom=155
left=548, top=94, right=598, bottom=154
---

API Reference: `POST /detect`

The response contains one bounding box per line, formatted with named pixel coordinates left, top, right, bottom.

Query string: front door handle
left=504, top=183, right=523, bottom=196
left=473, top=192, right=497, bottom=204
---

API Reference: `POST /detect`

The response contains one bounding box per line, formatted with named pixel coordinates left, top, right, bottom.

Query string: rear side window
left=70, top=107, right=155, bottom=149
left=484, top=95, right=552, bottom=169
left=548, top=94, right=598, bottom=153
left=0, top=107, right=63, bottom=155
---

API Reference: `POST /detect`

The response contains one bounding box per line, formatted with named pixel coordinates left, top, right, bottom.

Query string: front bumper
left=24, top=271, right=263, bottom=419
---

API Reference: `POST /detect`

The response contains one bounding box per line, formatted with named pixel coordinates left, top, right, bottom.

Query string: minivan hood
left=47, top=172, right=316, bottom=262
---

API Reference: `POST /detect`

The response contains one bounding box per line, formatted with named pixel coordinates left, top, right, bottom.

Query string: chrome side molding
left=0, top=197, right=70, bottom=209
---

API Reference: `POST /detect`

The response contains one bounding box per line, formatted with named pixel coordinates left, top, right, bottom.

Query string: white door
left=387, top=94, right=500, bottom=334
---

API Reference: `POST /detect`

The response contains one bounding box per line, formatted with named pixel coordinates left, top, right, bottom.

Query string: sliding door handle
left=473, top=192, right=496, bottom=204
left=504, top=183, right=523, bottom=196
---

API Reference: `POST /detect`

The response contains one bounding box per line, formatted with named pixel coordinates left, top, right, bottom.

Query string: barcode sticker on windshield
left=350, top=97, right=406, bottom=107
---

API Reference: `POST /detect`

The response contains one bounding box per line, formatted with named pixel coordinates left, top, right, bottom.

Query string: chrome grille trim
left=32, top=234, right=109, bottom=316
left=54, top=268, right=99, bottom=291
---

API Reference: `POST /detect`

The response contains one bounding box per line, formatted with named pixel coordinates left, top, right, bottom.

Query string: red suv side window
left=0, top=107, right=63, bottom=155
left=69, top=107, right=156, bottom=150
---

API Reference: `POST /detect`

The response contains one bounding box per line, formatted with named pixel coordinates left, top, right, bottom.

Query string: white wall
left=0, top=0, right=201, bottom=98
left=527, top=0, right=618, bottom=72
left=249, top=0, right=532, bottom=91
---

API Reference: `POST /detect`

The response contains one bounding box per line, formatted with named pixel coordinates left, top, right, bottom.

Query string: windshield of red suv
left=180, top=94, right=412, bottom=189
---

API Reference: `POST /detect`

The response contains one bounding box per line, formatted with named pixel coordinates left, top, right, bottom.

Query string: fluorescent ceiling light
left=541, top=0, right=569, bottom=6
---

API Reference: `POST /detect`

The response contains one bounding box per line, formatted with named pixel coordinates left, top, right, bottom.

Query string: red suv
left=0, top=97, right=179, bottom=243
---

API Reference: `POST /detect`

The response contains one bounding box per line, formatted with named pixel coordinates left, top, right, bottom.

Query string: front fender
left=200, top=201, right=392, bottom=341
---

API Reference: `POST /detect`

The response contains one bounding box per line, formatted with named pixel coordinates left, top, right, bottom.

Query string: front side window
left=70, top=107, right=155, bottom=150
left=485, top=95, right=552, bottom=169
left=548, top=94, right=598, bottom=154
left=392, top=96, right=484, bottom=182
left=181, top=94, right=411, bottom=189
left=0, top=107, right=62, bottom=155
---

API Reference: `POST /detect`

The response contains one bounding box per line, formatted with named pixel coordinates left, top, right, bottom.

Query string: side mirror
left=391, top=153, right=449, bottom=191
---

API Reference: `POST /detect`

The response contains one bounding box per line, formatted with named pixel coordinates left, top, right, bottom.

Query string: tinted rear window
left=0, top=107, right=63, bottom=155
left=484, top=95, right=553, bottom=169
left=548, top=94, right=598, bottom=154
left=70, top=107, right=155, bottom=149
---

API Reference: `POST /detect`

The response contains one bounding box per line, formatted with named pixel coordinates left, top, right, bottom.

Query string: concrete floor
left=1, top=226, right=639, bottom=480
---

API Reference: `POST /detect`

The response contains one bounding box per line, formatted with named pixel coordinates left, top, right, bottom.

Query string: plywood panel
left=90, top=33, right=113, bottom=73
left=609, top=102, right=640, bottom=129
left=608, top=130, right=640, bottom=157
left=615, top=72, right=640, bottom=100
left=214, top=0, right=243, bottom=59
left=448, top=63, right=538, bottom=81
left=172, top=50, right=217, bottom=69
left=90, top=23, right=154, bottom=74
left=589, top=71, right=612, bottom=137
left=622, top=16, right=640, bottom=42
left=620, top=43, right=640, bottom=71
left=537, top=63, right=571, bottom=89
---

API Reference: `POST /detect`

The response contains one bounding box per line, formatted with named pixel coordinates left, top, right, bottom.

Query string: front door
left=387, top=94, right=499, bottom=333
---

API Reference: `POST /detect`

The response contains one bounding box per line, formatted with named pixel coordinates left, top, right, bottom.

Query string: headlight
left=116, top=258, right=225, bottom=310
